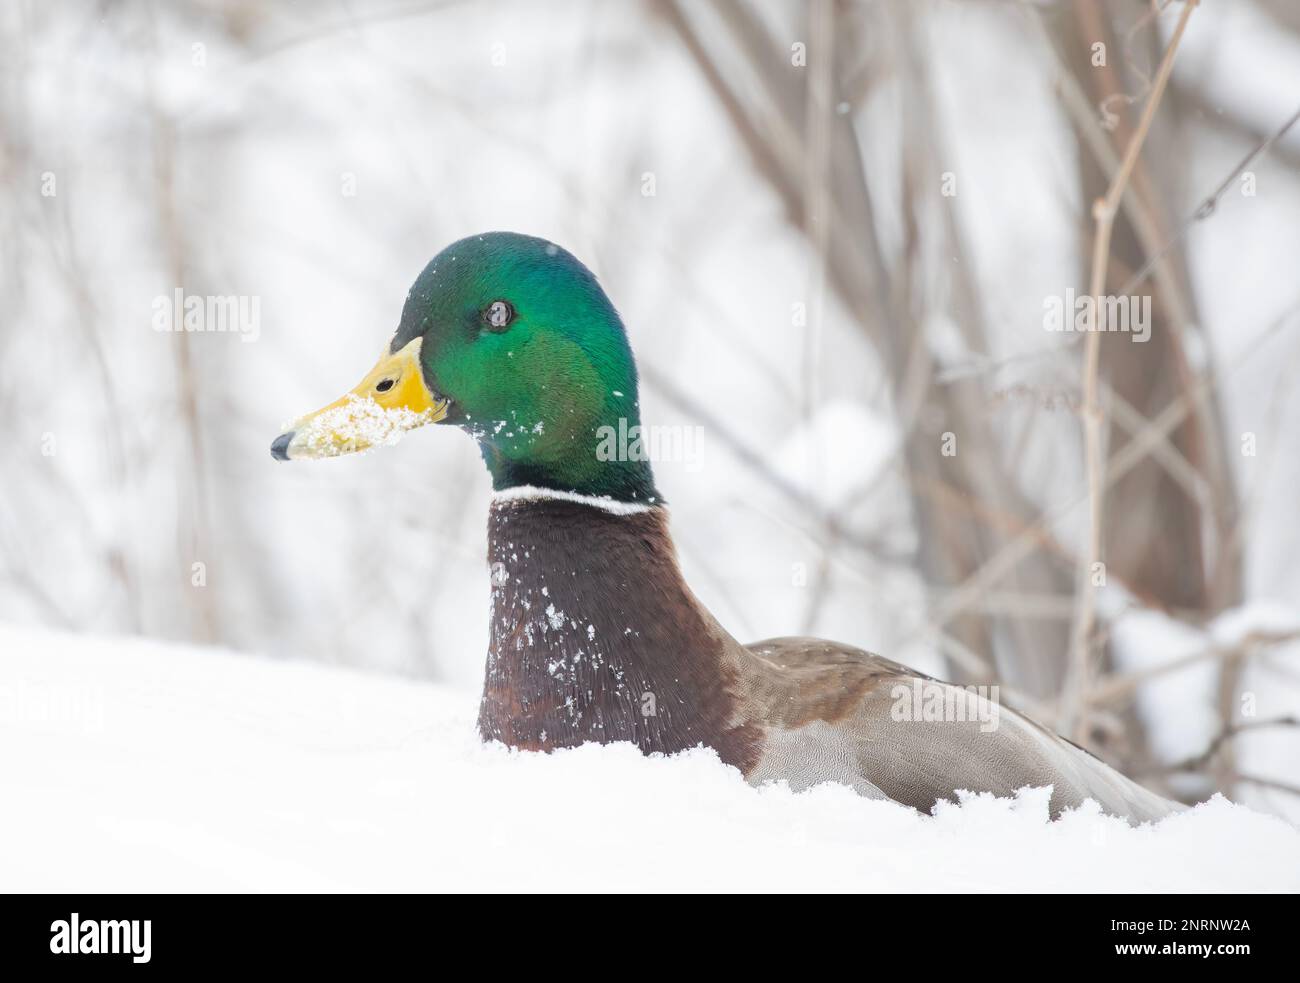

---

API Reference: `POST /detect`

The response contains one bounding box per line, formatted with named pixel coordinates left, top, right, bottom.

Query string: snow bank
left=1, top=623, right=1297, bottom=892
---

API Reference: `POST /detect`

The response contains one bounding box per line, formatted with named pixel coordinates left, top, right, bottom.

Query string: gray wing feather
left=738, top=636, right=1180, bottom=824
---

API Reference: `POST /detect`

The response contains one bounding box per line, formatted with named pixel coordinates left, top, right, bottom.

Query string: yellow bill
left=271, top=337, right=448, bottom=460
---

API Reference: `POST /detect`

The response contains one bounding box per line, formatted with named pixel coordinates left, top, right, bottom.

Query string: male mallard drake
left=272, top=231, right=1178, bottom=824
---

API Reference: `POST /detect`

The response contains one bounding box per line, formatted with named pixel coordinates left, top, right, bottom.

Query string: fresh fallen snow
left=1, top=624, right=1297, bottom=893
left=1208, top=600, right=1300, bottom=649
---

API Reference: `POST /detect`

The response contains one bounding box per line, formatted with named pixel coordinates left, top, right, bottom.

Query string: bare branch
left=1062, top=0, right=1199, bottom=739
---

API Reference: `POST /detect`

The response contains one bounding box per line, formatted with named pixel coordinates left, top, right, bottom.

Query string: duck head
left=271, top=232, right=659, bottom=503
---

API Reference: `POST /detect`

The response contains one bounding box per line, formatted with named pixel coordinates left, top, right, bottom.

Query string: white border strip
left=491, top=485, right=657, bottom=516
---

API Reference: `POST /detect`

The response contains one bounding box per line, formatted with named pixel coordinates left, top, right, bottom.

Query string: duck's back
left=734, top=636, right=1180, bottom=824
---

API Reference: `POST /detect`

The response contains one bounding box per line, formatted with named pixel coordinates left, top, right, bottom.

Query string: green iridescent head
left=272, top=232, right=659, bottom=504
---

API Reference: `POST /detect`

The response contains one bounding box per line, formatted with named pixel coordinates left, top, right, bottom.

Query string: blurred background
left=3, top=0, right=1299, bottom=818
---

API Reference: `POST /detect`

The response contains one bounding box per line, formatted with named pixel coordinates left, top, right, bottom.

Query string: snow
left=288, top=394, right=434, bottom=458
left=3, top=623, right=1298, bottom=892
left=772, top=400, right=897, bottom=509
left=1209, top=601, right=1300, bottom=649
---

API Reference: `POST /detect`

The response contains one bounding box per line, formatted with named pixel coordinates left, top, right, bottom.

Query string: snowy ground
left=2, top=623, right=1298, bottom=893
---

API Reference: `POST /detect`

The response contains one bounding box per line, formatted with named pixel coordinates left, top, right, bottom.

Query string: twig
left=1117, top=102, right=1300, bottom=297
left=913, top=293, right=1300, bottom=654
left=942, top=8, right=1300, bottom=388
left=1105, top=382, right=1210, bottom=509
left=1227, top=773, right=1300, bottom=798
left=937, top=98, right=1300, bottom=385
left=1089, top=629, right=1300, bottom=706
left=1150, top=716, right=1300, bottom=775
left=1062, top=0, right=1198, bottom=739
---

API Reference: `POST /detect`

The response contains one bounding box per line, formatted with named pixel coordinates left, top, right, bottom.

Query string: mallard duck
left=272, top=231, right=1179, bottom=824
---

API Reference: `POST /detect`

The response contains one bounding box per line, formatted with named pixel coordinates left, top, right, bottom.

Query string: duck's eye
left=376, top=378, right=396, bottom=393
left=484, top=300, right=514, bottom=331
